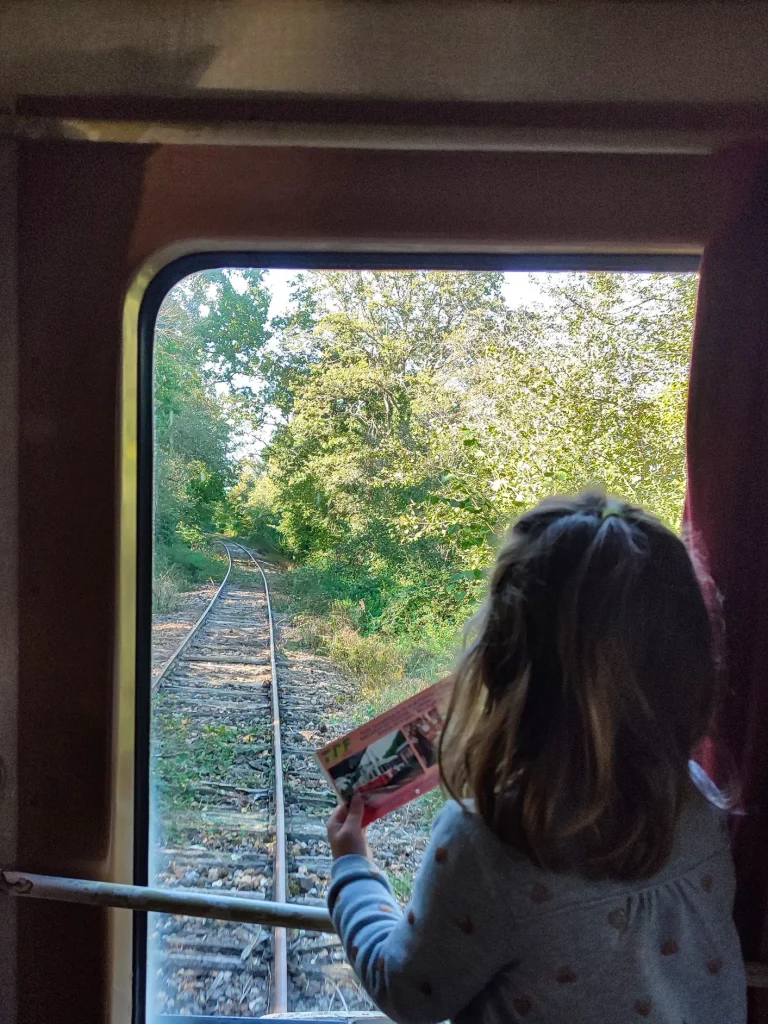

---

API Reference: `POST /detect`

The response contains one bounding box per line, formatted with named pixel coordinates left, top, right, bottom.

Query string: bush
left=279, top=558, right=463, bottom=718
left=224, top=468, right=284, bottom=555
left=155, top=539, right=228, bottom=589
left=153, top=568, right=184, bottom=613
left=327, top=623, right=403, bottom=691
left=288, top=562, right=382, bottom=618
left=290, top=607, right=403, bottom=688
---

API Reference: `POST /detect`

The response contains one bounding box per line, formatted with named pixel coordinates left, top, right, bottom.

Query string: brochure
left=316, top=677, right=453, bottom=826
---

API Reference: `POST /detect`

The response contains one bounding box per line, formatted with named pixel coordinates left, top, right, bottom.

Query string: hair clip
left=601, top=500, right=625, bottom=520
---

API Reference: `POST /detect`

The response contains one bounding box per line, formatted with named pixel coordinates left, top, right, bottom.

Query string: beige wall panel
left=1, top=1, right=768, bottom=105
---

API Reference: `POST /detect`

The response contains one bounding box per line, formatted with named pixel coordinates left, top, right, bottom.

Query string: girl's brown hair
left=439, top=492, right=719, bottom=880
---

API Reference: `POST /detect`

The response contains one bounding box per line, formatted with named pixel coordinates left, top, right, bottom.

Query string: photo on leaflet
left=403, top=712, right=441, bottom=769
left=329, top=728, right=424, bottom=811
left=317, top=678, right=453, bottom=823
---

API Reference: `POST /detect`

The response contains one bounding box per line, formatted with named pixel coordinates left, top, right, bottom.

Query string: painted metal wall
left=3, top=139, right=716, bottom=1022
left=2, top=1, right=768, bottom=106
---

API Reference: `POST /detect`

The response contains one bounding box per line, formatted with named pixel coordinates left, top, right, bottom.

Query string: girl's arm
left=327, top=798, right=511, bottom=1024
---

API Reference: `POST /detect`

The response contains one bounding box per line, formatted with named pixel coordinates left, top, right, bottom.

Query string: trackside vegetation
left=155, top=269, right=695, bottom=711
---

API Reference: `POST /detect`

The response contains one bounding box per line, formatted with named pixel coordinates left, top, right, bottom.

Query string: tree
left=153, top=270, right=272, bottom=562
left=249, top=270, right=695, bottom=633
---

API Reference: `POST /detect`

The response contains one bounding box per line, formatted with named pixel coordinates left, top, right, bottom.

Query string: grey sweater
left=328, top=788, right=746, bottom=1023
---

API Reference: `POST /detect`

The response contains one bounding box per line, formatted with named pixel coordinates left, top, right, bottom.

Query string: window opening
left=138, top=256, right=699, bottom=1021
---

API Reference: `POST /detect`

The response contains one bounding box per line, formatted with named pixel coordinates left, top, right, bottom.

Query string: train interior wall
left=0, top=137, right=728, bottom=1023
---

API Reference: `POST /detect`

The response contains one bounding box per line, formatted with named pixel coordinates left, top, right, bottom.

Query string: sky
left=262, top=268, right=551, bottom=319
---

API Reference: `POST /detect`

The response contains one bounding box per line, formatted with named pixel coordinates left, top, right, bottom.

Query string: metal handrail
left=2, top=870, right=766, bottom=988
left=10, top=539, right=768, bottom=997
left=0, top=870, right=334, bottom=933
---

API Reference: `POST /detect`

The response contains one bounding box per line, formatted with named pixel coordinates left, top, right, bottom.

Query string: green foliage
left=243, top=269, right=694, bottom=704
left=155, top=540, right=227, bottom=589
left=154, top=270, right=272, bottom=573
left=220, top=462, right=283, bottom=553
left=168, top=269, right=272, bottom=399
left=155, top=268, right=695, bottom=724
left=152, top=713, right=240, bottom=811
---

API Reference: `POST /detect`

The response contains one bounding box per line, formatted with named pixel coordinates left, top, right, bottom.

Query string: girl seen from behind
left=326, top=492, right=746, bottom=1023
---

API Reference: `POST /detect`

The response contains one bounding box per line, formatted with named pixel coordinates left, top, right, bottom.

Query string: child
left=326, top=493, right=746, bottom=1023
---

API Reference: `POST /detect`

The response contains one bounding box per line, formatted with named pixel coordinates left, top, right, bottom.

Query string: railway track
left=149, top=542, right=377, bottom=1018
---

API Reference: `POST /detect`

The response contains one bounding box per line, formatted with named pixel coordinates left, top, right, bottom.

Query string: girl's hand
left=327, top=793, right=370, bottom=860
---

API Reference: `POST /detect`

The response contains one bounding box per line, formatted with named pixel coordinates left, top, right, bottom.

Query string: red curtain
left=684, top=142, right=768, bottom=1018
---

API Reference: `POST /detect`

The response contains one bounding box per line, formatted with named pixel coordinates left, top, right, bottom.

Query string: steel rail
left=4, top=529, right=768, bottom=1000
left=152, top=540, right=233, bottom=691
left=0, top=871, right=334, bottom=933
left=150, top=539, right=291, bottom=1010
left=233, top=543, right=289, bottom=1015
left=1, top=542, right=331, bottom=1016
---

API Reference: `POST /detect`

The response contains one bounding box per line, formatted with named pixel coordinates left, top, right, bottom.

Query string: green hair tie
left=602, top=500, right=624, bottom=520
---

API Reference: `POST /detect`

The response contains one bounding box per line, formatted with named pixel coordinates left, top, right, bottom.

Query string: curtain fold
left=684, top=141, right=768, bottom=1020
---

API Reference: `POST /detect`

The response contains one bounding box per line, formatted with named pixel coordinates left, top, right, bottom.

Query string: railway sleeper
left=160, top=952, right=270, bottom=974
left=161, top=687, right=271, bottom=703
left=159, top=850, right=271, bottom=868
left=182, top=654, right=272, bottom=665
left=287, top=794, right=336, bottom=808
left=289, top=855, right=334, bottom=874
left=162, top=934, right=258, bottom=955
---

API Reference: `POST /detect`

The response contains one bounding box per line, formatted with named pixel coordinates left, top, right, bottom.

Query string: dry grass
left=287, top=606, right=444, bottom=721
left=293, top=610, right=403, bottom=686
left=153, top=569, right=184, bottom=613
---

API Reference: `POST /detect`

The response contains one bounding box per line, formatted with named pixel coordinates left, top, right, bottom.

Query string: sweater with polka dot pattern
left=327, top=780, right=746, bottom=1024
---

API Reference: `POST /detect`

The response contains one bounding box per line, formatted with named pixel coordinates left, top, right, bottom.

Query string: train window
left=138, top=255, right=699, bottom=1021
